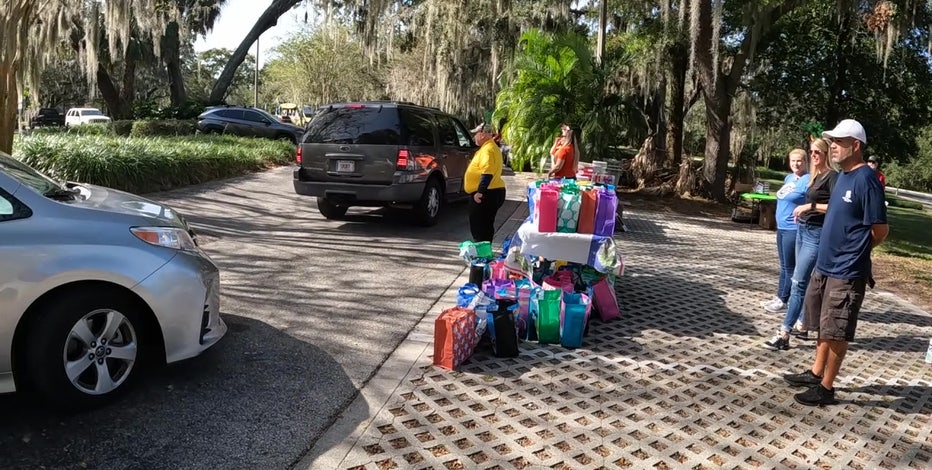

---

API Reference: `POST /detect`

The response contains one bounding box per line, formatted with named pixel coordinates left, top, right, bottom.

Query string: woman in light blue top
left=761, top=148, right=809, bottom=314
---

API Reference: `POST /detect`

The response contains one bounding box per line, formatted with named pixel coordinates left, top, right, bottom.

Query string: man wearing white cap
left=783, top=119, right=888, bottom=406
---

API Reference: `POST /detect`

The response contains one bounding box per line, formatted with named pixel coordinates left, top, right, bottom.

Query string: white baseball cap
left=822, top=119, right=867, bottom=145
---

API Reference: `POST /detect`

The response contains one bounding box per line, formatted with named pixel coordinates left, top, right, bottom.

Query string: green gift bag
left=556, top=186, right=581, bottom=233
left=536, top=289, right=562, bottom=344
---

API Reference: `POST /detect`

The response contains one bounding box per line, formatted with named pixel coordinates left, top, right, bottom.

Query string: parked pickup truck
left=30, top=108, right=65, bottom=128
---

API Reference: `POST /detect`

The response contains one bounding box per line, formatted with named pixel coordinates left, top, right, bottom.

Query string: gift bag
left=433, top=307, right=478, bottom=370
left=537, top=288, right=562, bottom=344
left=514, top=278, right=534, bottom=339
left=543, top=270, right=574, bottom=293
left=592, top=277, right=620, bottom=322
left=538, top=187, right=559, bottom=232
left=523, top=285, right=541, bottom=341
left=594, top=189, right=617, bottom=236
left=490, top=299, right=519, bottom=357
left=457, top=283, right=481, bottom=308
left=577, top=189, right=598, bottom=234
left=560, top=293, right=590, bottom=349
left=475, top=241, right=494, bottom=259
left=557, top=187, right=582, bottom=233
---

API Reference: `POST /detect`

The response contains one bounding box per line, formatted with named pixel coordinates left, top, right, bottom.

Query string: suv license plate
left=336, top=160, right=355, bottom=172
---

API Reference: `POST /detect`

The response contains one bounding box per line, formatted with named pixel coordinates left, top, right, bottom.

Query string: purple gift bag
left=593, top=189, right=617, bottom=236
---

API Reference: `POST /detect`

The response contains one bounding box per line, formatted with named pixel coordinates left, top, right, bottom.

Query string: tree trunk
left=97, top=60, right=135, bottom=120
left=631, top=86, right=667, bottom=187
left=1, top=1, right=37, bottom=154
left=665, top=40, right=688, bottom=169
left=825, top=10, right=853, bottom=126
left=162, top=21, right=187, bottom=107
left=208, top=0, right=301, bottom=104
left=0, top=63, right=16, bottom=155
left=676, top=0, right=801, bottom=202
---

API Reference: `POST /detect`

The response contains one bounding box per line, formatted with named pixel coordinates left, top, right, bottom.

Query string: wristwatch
left=810, top=202, right=817, bottom=211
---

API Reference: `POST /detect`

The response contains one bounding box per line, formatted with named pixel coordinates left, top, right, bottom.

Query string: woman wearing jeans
left=765, top=138, right=837, bottom=350
left=761, top=148, right=810, bottom=314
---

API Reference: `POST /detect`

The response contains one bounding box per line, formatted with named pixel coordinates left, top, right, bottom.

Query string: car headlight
left=131, top=227, right=198, bottom=251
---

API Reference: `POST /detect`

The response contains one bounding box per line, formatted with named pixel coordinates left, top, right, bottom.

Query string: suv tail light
left=296, top=146, right=302, bottom=164
left=396, top=149, right=410, bottom=170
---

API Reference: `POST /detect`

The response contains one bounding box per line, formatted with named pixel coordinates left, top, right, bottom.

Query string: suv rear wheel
left=317, top=197, right=348, bottom=220
left=413, top=178, right=443, bottom=226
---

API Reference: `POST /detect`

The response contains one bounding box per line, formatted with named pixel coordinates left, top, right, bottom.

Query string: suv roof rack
left=316, top=101, right=443, bottom=113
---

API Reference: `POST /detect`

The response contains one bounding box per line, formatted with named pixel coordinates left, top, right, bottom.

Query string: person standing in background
left=548, top=123, right=579, bottom=179
left=866, top=155, right=886, bottom=188
left=764, top=138, right=837, bottom=350
left=760, top=149, right=809, bottom=315
left=464, top=123, right=506, bottom=242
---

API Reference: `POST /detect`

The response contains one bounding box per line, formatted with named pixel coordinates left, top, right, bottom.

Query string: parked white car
left=65, top=107, right=112, bottom=127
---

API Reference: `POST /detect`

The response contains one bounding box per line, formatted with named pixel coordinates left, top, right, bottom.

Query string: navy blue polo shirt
left=816, top=165, right=887, bottom=279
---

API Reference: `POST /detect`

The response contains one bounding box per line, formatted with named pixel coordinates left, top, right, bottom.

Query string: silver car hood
left=69, top=183, right=187, bottom=229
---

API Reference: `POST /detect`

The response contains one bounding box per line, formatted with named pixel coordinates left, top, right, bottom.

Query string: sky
left=192, top=0, right=307, bottom=67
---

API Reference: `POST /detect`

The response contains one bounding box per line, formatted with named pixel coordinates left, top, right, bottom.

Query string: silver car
left=0, top=151, right=226, bottom=409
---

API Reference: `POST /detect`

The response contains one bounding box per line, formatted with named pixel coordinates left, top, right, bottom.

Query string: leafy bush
left=13, top=134, right=295, bottom=194
left=112, top=120, right=134, bottom=136
left=134, top=100, right=208, bottom=120
left=130, top=119, right=197, bottom=137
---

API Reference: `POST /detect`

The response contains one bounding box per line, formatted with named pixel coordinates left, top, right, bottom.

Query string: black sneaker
left=783, top=370, right=822, bottom=387
left=764, top=334, right=790, bottom=351
left=794, top=384, right=837, bottom=406
left=790, top=329, right=810, bottom=339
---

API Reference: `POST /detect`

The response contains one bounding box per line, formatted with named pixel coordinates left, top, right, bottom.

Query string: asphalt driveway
left=0, top=166, right=523, bottom=470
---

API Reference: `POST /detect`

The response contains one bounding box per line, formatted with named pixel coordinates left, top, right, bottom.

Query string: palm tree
left=493, top=29, right=642, bottom=172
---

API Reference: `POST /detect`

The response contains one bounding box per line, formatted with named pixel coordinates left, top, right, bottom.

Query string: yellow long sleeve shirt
left=464, top=140, right=506, bottom=193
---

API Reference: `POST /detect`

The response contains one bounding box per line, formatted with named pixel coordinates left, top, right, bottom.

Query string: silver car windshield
left=0, top=151, right=61, bottom=195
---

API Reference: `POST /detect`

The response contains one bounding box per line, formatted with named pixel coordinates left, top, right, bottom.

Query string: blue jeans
left=775, top=229, right=797, bottom=303
left=781, top=223, right=822, bottom=332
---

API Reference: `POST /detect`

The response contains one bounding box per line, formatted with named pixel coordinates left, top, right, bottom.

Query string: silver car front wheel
left=24, top=288, right=150, bottom=410
left=63, top=309, right=138, bottom=395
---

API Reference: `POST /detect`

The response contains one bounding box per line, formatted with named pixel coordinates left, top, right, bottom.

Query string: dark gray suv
left=293, top=101, right=476, bottom=226
left=197, top=105, right=304, bottom=144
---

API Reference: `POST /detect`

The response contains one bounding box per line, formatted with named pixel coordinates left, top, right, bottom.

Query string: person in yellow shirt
left=464, top=123, right=506, bottom=242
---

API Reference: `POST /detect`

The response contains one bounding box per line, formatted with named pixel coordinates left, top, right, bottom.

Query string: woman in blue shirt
left=761, top=148, right=809, bottom=314
left=765, top=138, right=837, bottom=350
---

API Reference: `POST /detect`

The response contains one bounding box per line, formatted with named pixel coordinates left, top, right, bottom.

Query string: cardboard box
left=758, top=200, right=776, bottom=230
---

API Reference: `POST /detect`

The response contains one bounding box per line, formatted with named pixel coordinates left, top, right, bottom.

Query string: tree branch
left=207, top=0, right=301, bottom=103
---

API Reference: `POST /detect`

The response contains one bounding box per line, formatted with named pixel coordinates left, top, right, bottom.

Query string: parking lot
left=0, top=167, right=523, bottom=469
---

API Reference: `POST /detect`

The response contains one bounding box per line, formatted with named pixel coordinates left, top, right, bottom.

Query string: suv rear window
left=304, top=107, right=402, bottom=145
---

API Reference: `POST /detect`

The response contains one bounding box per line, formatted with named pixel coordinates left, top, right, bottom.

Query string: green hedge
left=129, top=119, right=197, bottom=137
left=13, top=134, right=295, bottom=194
left=30, top=123, right=114, bottom=136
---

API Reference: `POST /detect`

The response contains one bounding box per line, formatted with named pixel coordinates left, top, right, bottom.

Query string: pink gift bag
left=592, top=277, right=620, bottom=322
left=538, top=187, right=559, bottom=232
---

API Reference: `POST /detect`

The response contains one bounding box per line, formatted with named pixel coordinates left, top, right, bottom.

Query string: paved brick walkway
left=299, top=182, right=932, bottom=470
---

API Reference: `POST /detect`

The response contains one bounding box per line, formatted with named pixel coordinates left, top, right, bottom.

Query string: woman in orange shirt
left=548, top=123, right=579, bottom=179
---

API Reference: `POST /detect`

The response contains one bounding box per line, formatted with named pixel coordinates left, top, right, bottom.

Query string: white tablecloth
left=514, top=220, right=623, bottom=275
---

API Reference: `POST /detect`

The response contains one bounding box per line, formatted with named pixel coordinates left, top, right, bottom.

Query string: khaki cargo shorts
left=802, top=271, right=867, bottom=341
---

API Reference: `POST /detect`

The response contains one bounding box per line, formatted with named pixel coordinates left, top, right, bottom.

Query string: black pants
left=468, top=188, right=506, bottom=242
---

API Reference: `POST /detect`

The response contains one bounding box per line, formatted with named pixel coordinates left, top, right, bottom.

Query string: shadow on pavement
left=0, top=315, right=359, bottom=470
left=841, top=384, right=932, bottom=412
